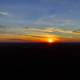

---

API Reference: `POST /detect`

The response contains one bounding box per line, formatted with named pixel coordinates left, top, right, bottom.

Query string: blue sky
left=0, top=0, right=80, bottom=40
left=0, top=0, right=80, bottom=27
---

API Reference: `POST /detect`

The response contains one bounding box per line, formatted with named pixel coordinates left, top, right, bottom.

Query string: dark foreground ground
left=0, top=42, right=80, bottom=64
left=0, top=42, right=80, bottom=79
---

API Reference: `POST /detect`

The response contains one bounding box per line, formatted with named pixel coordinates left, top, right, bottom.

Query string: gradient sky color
left=0, top=0, right=80, bottom=42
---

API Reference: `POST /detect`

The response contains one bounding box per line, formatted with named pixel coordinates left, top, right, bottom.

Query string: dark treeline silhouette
left=0, top=42, right=80, bottom=64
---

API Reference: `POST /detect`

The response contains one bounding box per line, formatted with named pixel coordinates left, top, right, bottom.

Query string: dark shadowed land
left=0, top=42, right=79, bottom=79
left=0, top=42, right=80, bottom=64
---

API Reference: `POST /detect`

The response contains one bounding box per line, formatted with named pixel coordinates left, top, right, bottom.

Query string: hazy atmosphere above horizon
left=0, top=0, right=80, bottom=42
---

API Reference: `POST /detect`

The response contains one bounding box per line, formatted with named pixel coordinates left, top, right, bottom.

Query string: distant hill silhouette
left=0, top=42, right=80, bottom=64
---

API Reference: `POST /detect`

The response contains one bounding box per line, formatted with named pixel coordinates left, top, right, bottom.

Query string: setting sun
left=48, top=39, right=53, bottom=43
left=47, top=37, right=60, bottom=43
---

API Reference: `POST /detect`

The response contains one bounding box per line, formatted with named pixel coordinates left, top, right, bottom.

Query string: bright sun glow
left=48, top=39, right=53, bottom=43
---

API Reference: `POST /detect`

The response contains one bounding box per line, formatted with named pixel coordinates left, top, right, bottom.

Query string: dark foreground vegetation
left=0, top=42, right=80, bottom=64
left=0, top=42, right=80, bottom=79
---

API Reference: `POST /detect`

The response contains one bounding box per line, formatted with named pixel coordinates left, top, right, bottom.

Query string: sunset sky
left=0, top=0, right=80, bottom=42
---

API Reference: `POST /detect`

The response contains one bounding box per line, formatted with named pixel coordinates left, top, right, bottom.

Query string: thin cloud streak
left=0, top=26, right=80, bottom=39
left=32, top=15, right=78, bottom=26
left=0, top=11, right=9, bottom=16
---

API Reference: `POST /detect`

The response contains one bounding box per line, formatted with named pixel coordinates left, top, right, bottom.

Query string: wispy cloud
left=0, top=11, right=9, bottom=16
left=0, top=25, right=80, bottom=40
left=32, top=15, right=79, bottom=28
left=72, top=29, right=80, bottom=33
left=24, top=27, right=80, bottom=35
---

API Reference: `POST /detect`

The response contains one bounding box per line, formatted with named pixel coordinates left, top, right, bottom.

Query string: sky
left=0, top=0, right=80, bottom=42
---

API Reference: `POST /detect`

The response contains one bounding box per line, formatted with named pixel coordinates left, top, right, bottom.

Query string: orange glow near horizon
left=48, top=39, right=54, bottom=43
left=41, top=37, right=60, bottom=43
left=0, top=34, right=80, bottom=43
left=0, top=34, right=73, bottom=43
